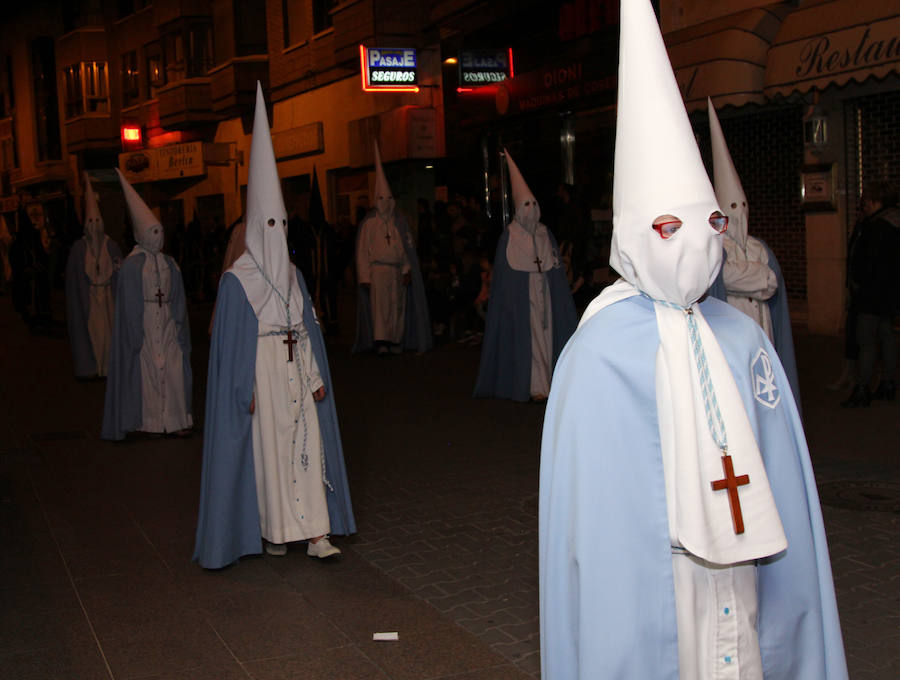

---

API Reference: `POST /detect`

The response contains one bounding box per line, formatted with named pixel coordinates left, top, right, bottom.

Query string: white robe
left=139, top=252, right=192, bottom=433
left=506, top=221, right=555, bottom=398
left=84, top=236, right=115, bottom=377
left=722, top=236, right=777, bottom=342
left=252, top=318, right=329, bottom=545
left=357, top=214, right=410, bottom=344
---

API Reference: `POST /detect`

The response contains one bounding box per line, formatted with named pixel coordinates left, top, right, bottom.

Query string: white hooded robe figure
left=355, top=142, right=410, bottom=352
left=474, top=150, right=576, bottom=401
left=539, top=1, right=846, bottom=679
left=708, top=100, right=801, bottom=403
left=194, top=84, right=354, bottom=566
left=101, top=170, right=192, bottom=440
left=708, top=100, right=778, bottom=340
left=65, top=173, right=122, bottom=378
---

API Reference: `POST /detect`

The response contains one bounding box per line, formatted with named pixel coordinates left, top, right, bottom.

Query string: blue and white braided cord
left=653, top=297, right=728, bottom=452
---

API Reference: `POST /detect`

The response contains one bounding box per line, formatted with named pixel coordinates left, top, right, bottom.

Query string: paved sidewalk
left=1, top=291, right=898, bottom=678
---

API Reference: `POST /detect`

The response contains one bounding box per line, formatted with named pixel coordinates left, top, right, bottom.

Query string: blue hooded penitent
left=193, top=269, right=355, bottom=568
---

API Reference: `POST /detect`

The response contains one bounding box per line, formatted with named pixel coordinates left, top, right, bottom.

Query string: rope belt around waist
left=258, top=326, right=309, bottom=341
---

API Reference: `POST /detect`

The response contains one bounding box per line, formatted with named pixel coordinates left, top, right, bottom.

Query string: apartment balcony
left=157, top=78, right=220, bottom=130
left=64, top=115, right=119, bottom=153
left=57, top=27, right=107, bottom=67
left=209, top=56, right=268, bottom=116
left=153, top=0, right=212, bottom=28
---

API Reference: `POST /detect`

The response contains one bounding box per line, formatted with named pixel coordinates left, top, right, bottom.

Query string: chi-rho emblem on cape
left=751, top=348, right=780, bottom=409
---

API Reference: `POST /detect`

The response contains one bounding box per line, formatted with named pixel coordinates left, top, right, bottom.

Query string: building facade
left=0, top=0, right=897, bottom=334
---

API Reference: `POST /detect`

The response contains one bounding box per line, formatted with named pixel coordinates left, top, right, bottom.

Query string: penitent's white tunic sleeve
left=251, top=319, right=329, bottom=544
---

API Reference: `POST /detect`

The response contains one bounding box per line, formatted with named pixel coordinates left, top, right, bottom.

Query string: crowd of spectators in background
left=1, top=180, right=615, bottom=348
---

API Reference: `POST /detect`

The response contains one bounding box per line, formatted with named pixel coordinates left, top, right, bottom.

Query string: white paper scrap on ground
left=373, top=632, right=399, bottom=641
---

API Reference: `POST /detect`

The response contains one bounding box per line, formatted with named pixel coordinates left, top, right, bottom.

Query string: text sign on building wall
left=360, top=46, right=419, bottom=92
left=157, top=142, right=205, bottom=180
left=459, top=49, right=513, bottom=86
left=118, top=142, right=207, bottom=183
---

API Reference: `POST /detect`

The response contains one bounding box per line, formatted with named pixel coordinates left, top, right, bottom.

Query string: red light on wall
left=121, top=124, right=143, bottom=150
left=508, top=48, right=515, bottom=79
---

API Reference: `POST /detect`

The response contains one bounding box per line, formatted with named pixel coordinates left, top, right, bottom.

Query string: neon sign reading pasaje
left=459, top=49, right=514, bottom=86
left=360, top=46, right=420, bottom=92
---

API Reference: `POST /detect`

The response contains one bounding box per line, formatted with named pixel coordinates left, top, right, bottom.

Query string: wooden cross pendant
left=533, top=256, right=543, bottom=273
left=384, top=231, right=392, bottom=245
left=154, top=289, right=165, bottom=307
left=710, top=453, right=750, bottom=535
left=283, top=330, right=297, bottom=362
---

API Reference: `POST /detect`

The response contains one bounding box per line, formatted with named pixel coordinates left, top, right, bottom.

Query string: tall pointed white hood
left=505, top=149, right=540, bottom=232
left=582, top=0, right=786, bottom=566
left=83, top=172, right=106, bottom=257
left=116, top=168, right=163, bottom=254
left=372, top=141, right=395, bottom=221
left=610, top=0, right=722, bottom=308
left=708, top=98, right=749, bottom=249
left=229, top=82, right=303, bottom=327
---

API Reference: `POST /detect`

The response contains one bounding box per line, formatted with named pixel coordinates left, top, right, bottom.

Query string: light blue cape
left=65, top=237, right=122, bottom=377
left=709, top=238, right=800, bottom=406
left=193, top=268, right=356, bottom=569
left=474, top=226, right=577, bottom=401
left=539, top=294, right=846, bottom=679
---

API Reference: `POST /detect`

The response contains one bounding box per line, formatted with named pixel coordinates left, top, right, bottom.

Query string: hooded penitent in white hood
left=708, top=98, right=749, bottom=250
left=83, top=172, right=114, bottom=284
left=503, top=149, right=556, bottom=273
left=116, top=169, right=164, bottom=255
left=505, top=149, right=540, bottom=233
left=372, top=141, right=395, bottom=221
left=229, top=82, right=303, bottom=328
left=582, top=0, right=786, bottom=566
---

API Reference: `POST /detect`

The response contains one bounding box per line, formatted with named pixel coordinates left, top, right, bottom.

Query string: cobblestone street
left=1, top=293, right=898, bottom=678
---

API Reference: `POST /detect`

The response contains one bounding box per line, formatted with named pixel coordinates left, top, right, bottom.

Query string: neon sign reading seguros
left=360, top=46, right=420, bottom=92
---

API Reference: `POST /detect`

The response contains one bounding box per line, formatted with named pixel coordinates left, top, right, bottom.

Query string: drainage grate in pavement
left=818, top=480, right=900, bottom=513
left=30, top=430, right=87, bottom=443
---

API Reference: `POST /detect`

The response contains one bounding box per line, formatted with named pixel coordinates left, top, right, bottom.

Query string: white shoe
left=265, top=541, right=287, bottom=556
left=307, top=536, right=341, bottom=559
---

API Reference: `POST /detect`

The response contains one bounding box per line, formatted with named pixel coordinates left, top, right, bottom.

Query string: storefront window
left=122, top=51, right=140, bottom=107
left=63, top=61, right=109, bottom=118
left=31, top=37, right=61, bottom=161
left=235, top=1, right=268, bottom=56
left=64, top=64, right=84, bottom=118
left=163, top=22, right=214, bottom=81
left=117, top=0, right=149, bottom=19
left=0, top=53, right=13, bottom=118
left=313, top=0, right=337, bottom=34
left=282, top=0, right=305, bottom=48
left=146, top=42, right=166, bottom=98
left=0, top=136, right=18, bottom=172
left=62, top=0, right=103, bottom=33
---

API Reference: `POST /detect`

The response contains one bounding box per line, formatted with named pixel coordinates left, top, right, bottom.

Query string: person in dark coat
left=842, top=181, right=900, bottom=407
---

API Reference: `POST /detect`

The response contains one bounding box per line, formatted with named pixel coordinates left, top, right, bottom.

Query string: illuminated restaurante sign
left=360, top=46, right=419, bottom=92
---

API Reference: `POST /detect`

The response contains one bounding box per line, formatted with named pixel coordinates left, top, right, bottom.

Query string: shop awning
left=765, top=0, right=900, bottom=98
left=666, top=5, right=789, bottom=111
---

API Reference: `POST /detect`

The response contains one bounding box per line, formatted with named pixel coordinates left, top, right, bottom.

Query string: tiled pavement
left=1, top=291, right=899, bottom=678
